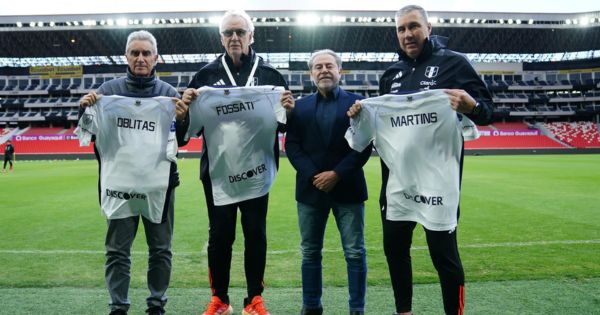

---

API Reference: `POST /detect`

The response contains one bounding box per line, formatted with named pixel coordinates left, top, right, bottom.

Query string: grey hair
left=307, top=49, right=342, bottom=70
left=219, top=10, right=255, bottom=45
left=395, top=4, right=429, bottom=23
left=125, top=30, right=158, bottom=55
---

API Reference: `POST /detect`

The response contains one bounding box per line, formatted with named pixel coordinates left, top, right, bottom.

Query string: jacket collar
left=223, top=47, right=256, bottom=70
left=398, top=35, right=448, bottom=63
left=125, top=67, right=157, bottom=90
left=316, top=86, right=341, bottom=101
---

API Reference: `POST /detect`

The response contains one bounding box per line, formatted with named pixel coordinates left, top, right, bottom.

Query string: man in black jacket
left=2, top=139, right=14, bottom=172
left=348, top=5, right=493, bottom=315
left=178, top=10, right=294, bottom=315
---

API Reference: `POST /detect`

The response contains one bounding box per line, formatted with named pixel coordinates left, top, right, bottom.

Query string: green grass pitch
left=0, top=155, right=599, bottom=314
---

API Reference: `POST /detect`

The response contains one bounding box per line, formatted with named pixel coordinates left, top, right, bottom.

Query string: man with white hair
left=80, top=30, right=187, bottom=315
left=179, top=10, right=294, bottom=315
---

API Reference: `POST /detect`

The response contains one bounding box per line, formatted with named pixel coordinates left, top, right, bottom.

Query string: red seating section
left=493, top=122, right=530, bottom=130
left=544, top=122, right=600, bottom=148
left=465, top=122, right=567, bottom=149
left=21, top=127, right=67, bottom=135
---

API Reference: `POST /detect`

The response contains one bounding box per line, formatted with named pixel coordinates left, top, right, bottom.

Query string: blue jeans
left=297, top=201, right=367, bottom=312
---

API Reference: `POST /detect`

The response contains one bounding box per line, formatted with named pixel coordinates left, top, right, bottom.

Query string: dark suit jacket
left=285, top=88, right=372, bottom=207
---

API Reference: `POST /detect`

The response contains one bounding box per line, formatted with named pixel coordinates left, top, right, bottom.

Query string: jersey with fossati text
left=345, top=90, right=478, bottom=231
left=76, top=95, right=177, bottom=223
left=186, top=86, right=286, bottom=206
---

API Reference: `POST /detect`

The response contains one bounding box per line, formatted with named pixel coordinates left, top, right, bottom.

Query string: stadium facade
left=1, top=9, right=600, bottom=154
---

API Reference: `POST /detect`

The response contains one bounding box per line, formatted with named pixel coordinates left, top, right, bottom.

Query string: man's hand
left=173, top=98, right=189, bottom=122
left=281, top=90, right=295, bottom=112
left=444, top=89, right=477, bottom=114
left=312, top=171, right=340, bottom=193
left=182, top=88, right=199, bottom=106
left=347, top=101, right=363, bottom=118
left=79, top=91, right=100, bottom=108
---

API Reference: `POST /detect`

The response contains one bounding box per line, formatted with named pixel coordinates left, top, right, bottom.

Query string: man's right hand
left=182, top=88, right=199, bottom=106
left=79, top=91, right=100, bottom=108
left=347, top=101, right=363, bottom=118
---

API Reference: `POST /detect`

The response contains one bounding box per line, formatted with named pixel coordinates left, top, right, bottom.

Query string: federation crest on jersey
left=393, top=71, right=403, bottom=80
left=79, top=113, right=94, bottom=129
left=424, top=66, right=439, bottom=78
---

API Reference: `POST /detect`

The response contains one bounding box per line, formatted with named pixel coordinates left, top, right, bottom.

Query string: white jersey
left=186, top=86, right=285, bottom=205
left=345, top=89, right=478, bottom=231
left=76, top=95, right=177, bottom=223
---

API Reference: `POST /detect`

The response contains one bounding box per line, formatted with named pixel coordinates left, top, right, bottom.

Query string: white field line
left=1, top=239, right=599, bottom=256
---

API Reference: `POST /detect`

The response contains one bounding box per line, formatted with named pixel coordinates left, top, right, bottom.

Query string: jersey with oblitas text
left=186, top=86, right=285, bottom=206
left=76, top=95, right=177, bottom=223
left=345, top=90, right=478, bottom=231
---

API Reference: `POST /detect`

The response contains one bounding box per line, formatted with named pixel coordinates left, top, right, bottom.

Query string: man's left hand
left=312, top=171, right=340, bottom=193
left=444, top=89, right=477, bottom=114
left=281, top=90, right=295, bottom=112
left=173, top=98, right=189, bottom=122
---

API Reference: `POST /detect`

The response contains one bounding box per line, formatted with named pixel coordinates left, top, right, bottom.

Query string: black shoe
left=146, top=306, right=165, bottom=315
left=350, top=312, right=364, bottom=315
left=300, top=305, right=323, bottom=315
left=108, top=310, right=127, bottom=315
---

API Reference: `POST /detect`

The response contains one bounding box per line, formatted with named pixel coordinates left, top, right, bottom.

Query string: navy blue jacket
left=285, top=88, right=371, bottom=207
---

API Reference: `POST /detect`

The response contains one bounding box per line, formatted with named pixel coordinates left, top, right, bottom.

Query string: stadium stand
left=1, top=9, right=599, bottom=154
left=542, top=121, right=600, bottom=148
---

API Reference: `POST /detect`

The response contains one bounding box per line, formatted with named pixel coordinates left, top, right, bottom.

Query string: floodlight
left=297, top=14, right=320, bottom=25
left=580, top=18, right=591, bottom=26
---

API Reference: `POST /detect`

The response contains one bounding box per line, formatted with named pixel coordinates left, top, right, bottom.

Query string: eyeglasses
left=128, top=50, right=153, bottom=57
left=221, top=28, right=249, bottom=37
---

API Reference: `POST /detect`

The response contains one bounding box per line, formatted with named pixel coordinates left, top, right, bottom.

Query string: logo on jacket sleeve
left=424, top=66, right=439, bottom=78
left=393, top=71, right=403, bottom=80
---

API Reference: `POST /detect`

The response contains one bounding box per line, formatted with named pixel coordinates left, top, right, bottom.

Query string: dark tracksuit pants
left=105, top=189, right=175, bottom=312
left=382, top=208, right=465, bottom=315
left=202, top=176, right=268, bottom=306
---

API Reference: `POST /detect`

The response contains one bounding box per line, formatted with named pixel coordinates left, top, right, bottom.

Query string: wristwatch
left=470, top=102, right=482, bottom=115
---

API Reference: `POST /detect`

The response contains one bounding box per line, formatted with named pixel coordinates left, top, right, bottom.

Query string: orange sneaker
left=242, top=296, right=270, bottom=315
left=202, top=296, right=232, bottom=315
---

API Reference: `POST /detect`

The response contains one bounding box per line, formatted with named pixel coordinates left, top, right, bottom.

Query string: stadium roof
left=1, top=10, right=599, bottom=66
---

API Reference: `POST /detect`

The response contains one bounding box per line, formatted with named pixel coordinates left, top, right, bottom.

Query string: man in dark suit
left=285, top=49, right=372, bottom=315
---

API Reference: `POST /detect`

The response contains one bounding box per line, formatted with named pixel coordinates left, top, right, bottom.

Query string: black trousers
left=382, top=209, right=465, bottom=315
left=202, top=177, right=268, bottom=305
left=3, top=156, right=13, bottom=169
